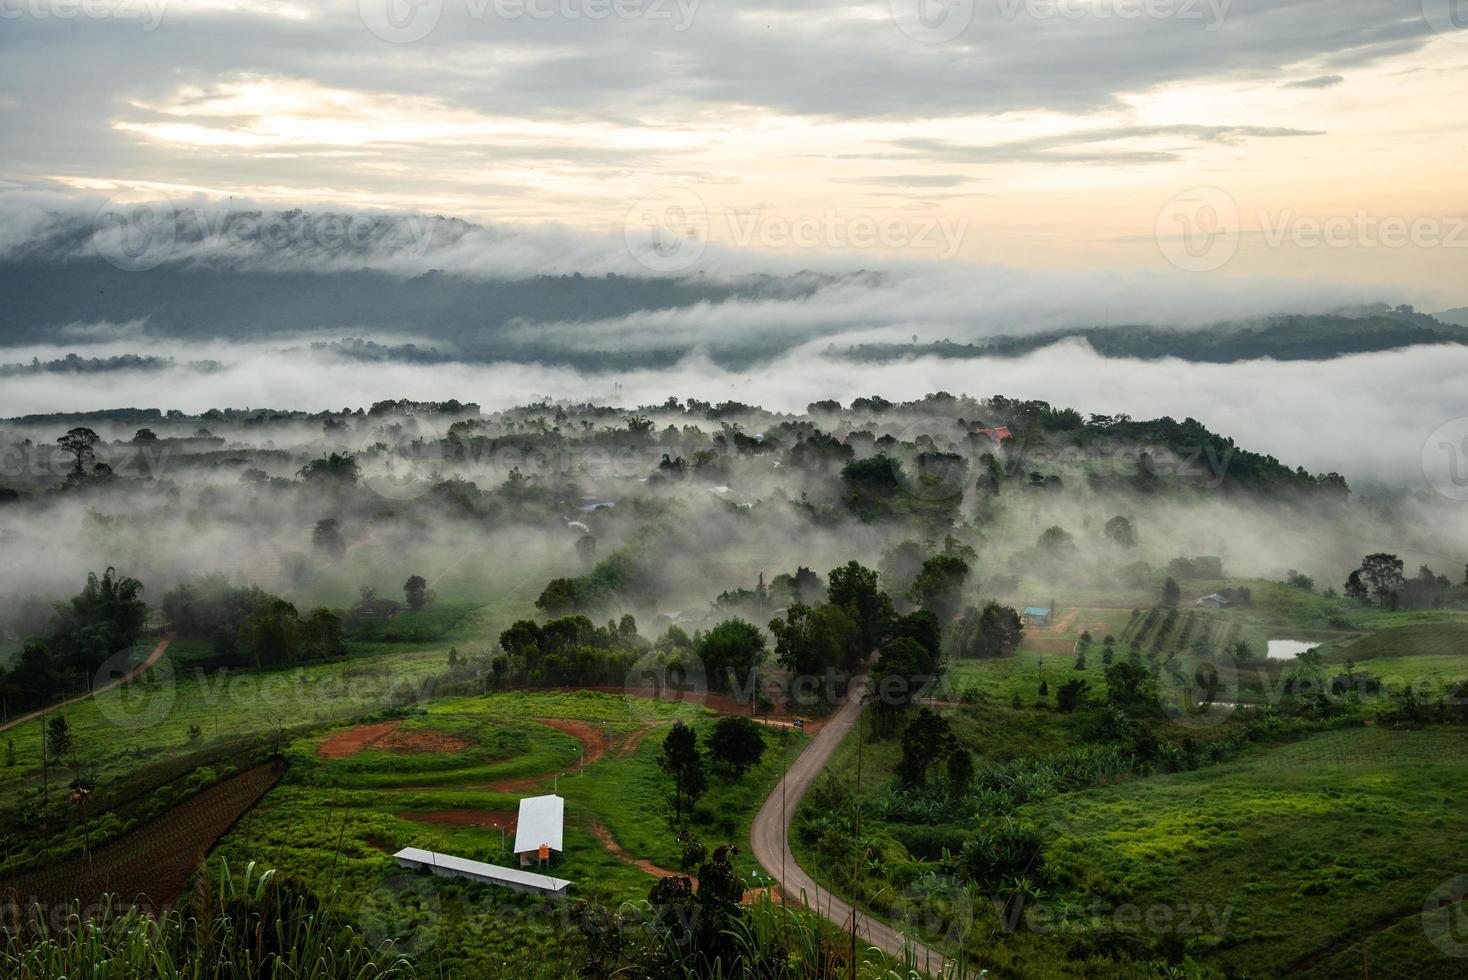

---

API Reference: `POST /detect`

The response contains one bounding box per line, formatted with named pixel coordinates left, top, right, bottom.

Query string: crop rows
left=4, top=763, right=282, bottom=916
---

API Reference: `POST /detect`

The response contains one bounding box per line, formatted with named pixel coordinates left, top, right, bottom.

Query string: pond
left=1267, top=639, right=1320, bottom=660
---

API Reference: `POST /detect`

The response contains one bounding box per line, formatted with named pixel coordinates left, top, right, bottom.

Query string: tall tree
left=768, top=602, right=861, bottom=676
left=826, top=560, right=895, bottom=653
left=659, top=721, right=706, bottom=824
left=403, top=574, right=428, bottom=611
left=696, top=619, right=765, bottom=694
left=1161, top=577, right=1182, bottom=608
left=907, top=554, right=970, bottom=621
left=56, top=427, right=99, bottom=481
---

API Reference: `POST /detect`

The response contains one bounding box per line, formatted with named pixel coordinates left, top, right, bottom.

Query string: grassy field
left=214, top=690, right=808, bottom=979
left=0, top=590, right=530, bottom=815
left=1027, top=726, right=1468, bottom=978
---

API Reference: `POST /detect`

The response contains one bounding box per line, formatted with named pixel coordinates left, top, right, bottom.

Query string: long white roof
left=513, top=794, right=565, bottom=853
left=393, top=847, right=570, bottom=892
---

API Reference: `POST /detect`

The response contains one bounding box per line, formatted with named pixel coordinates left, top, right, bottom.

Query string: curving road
left=749, top=681, right=956, bottom=978
left=0, top=633, right=173, bottom=735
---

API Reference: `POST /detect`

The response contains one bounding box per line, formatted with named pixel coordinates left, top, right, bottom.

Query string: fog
left=2, top=336, right=1464, bottom=488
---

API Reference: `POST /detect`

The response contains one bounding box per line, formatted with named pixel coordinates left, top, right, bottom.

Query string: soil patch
left=376, top=728, right=471, bottom=755
left=318, top=721, right=470, bottom=759
left=318, top=721, right=400, bottom=759
left=400, top=809, right=517, bottom=830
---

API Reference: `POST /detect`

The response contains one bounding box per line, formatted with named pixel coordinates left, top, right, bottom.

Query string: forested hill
left=838, top=309, right=1468, bottom=364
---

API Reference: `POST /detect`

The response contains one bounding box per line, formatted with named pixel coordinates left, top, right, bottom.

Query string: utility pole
left=850, top=708, right=862, bottom=979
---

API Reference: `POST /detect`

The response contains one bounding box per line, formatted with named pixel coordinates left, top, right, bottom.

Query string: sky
left=2, top=0, right=1467, bottom=304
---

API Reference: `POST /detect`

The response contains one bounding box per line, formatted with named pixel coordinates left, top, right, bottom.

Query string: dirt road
left=0, top=633, right=174, bottom=735
left=748, top=684, right=956, bottom=978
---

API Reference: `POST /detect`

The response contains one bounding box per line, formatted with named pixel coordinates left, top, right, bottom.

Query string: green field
left=215, top=690, right=808, bottom=978
left=1029, top=726, right=1468, bottom=978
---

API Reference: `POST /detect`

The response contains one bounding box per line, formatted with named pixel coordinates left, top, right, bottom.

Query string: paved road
left=749, top=681, right=956, bottom=978
left=0, top=633, right=173, bottom=735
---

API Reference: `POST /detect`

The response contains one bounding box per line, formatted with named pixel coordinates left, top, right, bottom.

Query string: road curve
left=749, top=681, right=956, bottom=978
left=0, top=633, right=173, bottom=735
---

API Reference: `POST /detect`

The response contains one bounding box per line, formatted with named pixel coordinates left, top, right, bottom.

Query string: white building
left=393, top=847, right=570, bottom=898
left=513, top=794, right=565, bottom=867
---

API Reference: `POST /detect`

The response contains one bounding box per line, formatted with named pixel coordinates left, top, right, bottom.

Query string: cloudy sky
left=2, top=0, right=1467, bottom=301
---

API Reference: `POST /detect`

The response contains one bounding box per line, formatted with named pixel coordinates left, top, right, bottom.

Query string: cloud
left=886, top=125, right=1323, bottom=166
left=1285, top=74, right=1346, bottom=89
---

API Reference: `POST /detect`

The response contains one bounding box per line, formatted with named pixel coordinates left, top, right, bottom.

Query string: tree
left=1037, top=525, right=1076, bottom=557
left=57, top=427, right=99, bottom=480
left=312, top=518, right=345, bottom=558
left=1104, top=660, right=1157, bottom=716
left=907, top=554, right=970, bottom=621
left=403, top=574, right=428, bottom=611
left=1161, top=577, right=1182, bottom=607
left=1344, top=570, right=1369, bottom=604
left=947, top=747, right=974, bottom=796
left=696, top=619, right=766, bottom=694
left=769, top=602, right=861, bottom=677
left=706, top=716, right=766, bottom=775
left=955, top=602, right=1023, bottom=659
left=897, top=708, right=952, bottom=788
left=297, top=451, right=359, bottom=486
left=1351, top=553, right=1405, bottom=608
left=1104, top=515, right=1137, bottom=548
left=659, top=721, right=706, bottom=824
left=47, top=716, right=73, bottom=759
left=870, top=636, right=938, bottom=727
left=890, top=609, right=941, bottom=661
left=827, top=560, right=895, bottom=653
left=1056, top=679, right=1091, bottom=713
left=132, top=428, right=158, bottom=443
